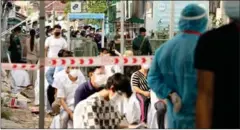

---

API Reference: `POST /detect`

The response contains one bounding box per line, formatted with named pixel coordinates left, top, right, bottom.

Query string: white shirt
left=57, top=77, right=79, bottom=110
left=124, top=93, right=141, bottom=124
left=105, top=65, right=122, bottom=78
left=45, top=36, right=68, bottom=58
left=52, top=69, right=86, bottom=89
left=11, top=70, right=30, bottom=87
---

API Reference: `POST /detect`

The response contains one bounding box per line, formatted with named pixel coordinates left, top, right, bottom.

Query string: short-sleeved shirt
left=57, top=77, right=79, bottom=110
left=131, top=71, right=150, bottom=91
left=52, top=69, right=86, bottom=89
left=45, top=36, right=68, bottom=58
left=73, top=93, right=124, bottom=128
left=194, top=22, right=239, bottom=128
left=74, top=80, right=102, bottom=106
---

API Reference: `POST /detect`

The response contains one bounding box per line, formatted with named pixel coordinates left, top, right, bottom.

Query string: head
left=100, top=48, right=109, bottom=56
left=47, top=28, right=53, bottom=36
left=90, top=27, right=95, bottom=33
left=53, top=25, right=62, bottom=37
left=178, top=4, right=208, bottom=33
left=96, top=28, right=102, bottom=34
left=105, top=73, right=132, bottom=100
left=75, top=31, right=80, bottom=38
left=88, top=66, right=107, bottom=88
left=14, top=26, right=22, bottom=35
left=141, top=63, right=151, bottom=72
left=68, top=66, right=80, bottom=80
left=80, top=30, right=86, bottom=37
left=139, top=27, right=146, bottom=36
left=123, top=50, right=134, bottom=57
left=58, top=49, right=73, bottom=57
left=223, top=1, right=240, bottom=22
left=62, top=29, right=67, bottom=35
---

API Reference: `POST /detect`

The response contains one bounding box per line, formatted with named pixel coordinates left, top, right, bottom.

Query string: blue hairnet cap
left=178, top=4, right=208, bottom=33
left=224, top=1, right=240, bottom=21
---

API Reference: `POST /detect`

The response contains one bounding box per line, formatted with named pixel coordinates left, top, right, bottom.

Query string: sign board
left=71, top=1, right=82, bottom=13
left=68, top=13, right=105, bottom=20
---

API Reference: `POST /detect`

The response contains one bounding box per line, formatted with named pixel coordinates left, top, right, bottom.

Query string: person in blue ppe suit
left=147, top=4, right=208, bottom=129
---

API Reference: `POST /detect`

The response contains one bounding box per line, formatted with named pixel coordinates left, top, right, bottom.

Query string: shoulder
left=76, top=81, right=88, bottom=91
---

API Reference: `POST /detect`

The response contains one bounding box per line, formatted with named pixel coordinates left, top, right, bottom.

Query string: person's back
left=195, top=22, right=239, bottom=128
left=9, top=27, right=22, bottom=63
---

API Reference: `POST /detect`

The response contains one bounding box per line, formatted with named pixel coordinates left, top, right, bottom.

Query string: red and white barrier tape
left=2, top=56, right=153, bottom=70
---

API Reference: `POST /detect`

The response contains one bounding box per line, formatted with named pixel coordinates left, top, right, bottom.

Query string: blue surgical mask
left=224, top=1, right=240, bottom=20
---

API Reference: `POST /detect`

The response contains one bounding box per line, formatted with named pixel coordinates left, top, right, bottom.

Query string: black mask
left=54, top=32, right=61, bottom=36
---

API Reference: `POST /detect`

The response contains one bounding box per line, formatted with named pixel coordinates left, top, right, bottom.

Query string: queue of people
left=7, top=1, right=239, bottom=129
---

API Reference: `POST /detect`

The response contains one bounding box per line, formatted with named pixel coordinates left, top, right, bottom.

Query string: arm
left=45, top=67, right=55, bottom=85
left=74, top=86, right=85, bottom=107
left=131, top=73, right=147, bottom=95
left=57, top=87, right=73, bottom=118
left=147, top=47, right=173, bottom=99
left=194, top=32, right=216, bottom=128
left=44, top=37, right=49, bottom=57
left=62, top=39, right=68, bottom=50
left=146, top=39, right=152, bottom=55
left=196, top=70, right=214, bottom=128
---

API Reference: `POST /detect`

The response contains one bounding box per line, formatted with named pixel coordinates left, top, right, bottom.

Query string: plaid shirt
left=74, top=93, right=124, bottom=129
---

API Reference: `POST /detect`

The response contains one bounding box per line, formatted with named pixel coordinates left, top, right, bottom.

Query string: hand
left=143, top=91, right=150, bottom=98
left=170, top=92, right=182, bottom=113
left=69, top=112, right=73, bottom=120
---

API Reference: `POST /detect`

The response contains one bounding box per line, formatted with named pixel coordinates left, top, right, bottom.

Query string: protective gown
left=148, top=4, right=208, bottom=129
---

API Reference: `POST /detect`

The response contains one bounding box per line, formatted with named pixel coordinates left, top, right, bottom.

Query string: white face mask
left=94, top=74, right=108, bottom=87
left=142, top=64, right=150, bottom=70
left=69, top=69, right=78, bottom=78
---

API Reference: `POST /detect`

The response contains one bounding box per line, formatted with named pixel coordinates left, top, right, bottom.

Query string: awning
left=126, top=16, right=144, bottom=24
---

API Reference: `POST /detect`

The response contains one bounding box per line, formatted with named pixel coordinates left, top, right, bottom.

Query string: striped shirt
left=131, top=71, right=150, bottom=91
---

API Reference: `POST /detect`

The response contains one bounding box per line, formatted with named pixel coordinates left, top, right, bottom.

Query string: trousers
left=136, top=93, right=150, bottom=123
left=60, top=110, right=73, bottom=128
left=154, top=101, right=166, bottom=129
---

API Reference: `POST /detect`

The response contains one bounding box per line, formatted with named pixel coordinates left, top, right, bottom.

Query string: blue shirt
left=74, top=80, right=102, bottom=107
left=46, top=67, right=55, bottom=85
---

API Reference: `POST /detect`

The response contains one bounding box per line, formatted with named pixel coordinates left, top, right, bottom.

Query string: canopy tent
left=126, top=16, right=144, bottom=24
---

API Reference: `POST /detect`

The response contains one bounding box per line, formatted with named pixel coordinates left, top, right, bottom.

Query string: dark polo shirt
left=74, top=80, right=102, bottom=107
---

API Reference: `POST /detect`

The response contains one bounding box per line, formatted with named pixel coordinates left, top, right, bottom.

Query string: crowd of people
left=6, top=1, right=239, bottom=129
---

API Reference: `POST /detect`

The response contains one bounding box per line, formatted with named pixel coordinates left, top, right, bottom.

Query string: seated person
left=73, top=73, right=132, bottom=129
left=74, top=66, right=107, bottom=106
left=57, top=66, right=82, bottom=128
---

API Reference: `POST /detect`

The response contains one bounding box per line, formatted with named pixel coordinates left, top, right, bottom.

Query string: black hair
left=80, top=30, right=86, bottom=37
left=139, top=27, right=146, bottom=33
left=101, top=48, right=108, bottom=53
left=105, top=73, right=132, bottom=98
left=91, top=27, right=95, bottom=31
left=53, top=24, right=61, bottom=29
left=14, top=26, right=21, bottom=33
left=109, top=50, right=117, bottom=56
left=75, top=30, right=80, bottom=35
left=29, top=29, right=36, bottom=52
left=84, top=25, right=89, bottom=30
left=87, top=66, right=102, bottom=76
left=96, top=28, right=102, bottom=32
left=58, top=49, right=65, bottom=57
left=58, top=49, right=73, bottom=57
